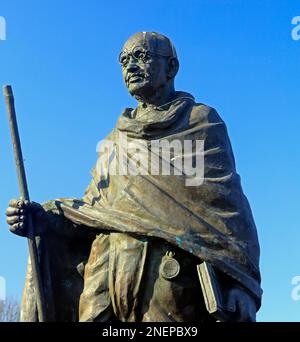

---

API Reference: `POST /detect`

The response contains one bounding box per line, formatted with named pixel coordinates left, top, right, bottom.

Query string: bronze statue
left=6, top=32, right=262, bottom=322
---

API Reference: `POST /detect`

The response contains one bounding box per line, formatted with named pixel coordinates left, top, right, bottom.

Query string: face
left=120, top=36, right=170, bottom=100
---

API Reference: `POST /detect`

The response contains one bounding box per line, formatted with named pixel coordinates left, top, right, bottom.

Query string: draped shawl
left=21, top=92, right=262, bottom=321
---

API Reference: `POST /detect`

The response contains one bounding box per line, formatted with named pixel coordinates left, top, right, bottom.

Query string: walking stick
left=3, top=85, right=47, bottom=322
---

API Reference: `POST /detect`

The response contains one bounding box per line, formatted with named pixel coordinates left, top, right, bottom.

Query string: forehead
left=122, top=34, right=145, bottom=52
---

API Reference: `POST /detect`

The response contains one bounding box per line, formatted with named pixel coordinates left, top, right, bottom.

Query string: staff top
left=3, top=85, right=13, bottom=97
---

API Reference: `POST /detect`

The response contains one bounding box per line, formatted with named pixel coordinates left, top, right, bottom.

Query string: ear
left=166, top=57, right=179, bottom=79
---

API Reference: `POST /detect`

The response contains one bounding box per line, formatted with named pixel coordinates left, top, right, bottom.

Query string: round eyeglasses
left=118, top=46, right=171, bottom=67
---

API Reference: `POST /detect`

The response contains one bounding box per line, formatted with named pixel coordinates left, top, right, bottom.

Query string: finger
left=9, top=222, right=27, bottom=237
left=6, top=215, right=20, bottom=225
left=9, top=199, right=24, bottom=208
left=9, top=199, right=30, bottom=209
left=6, top=207, right=24, bottom=216
left=16, top=199, right=29, bottom=209
left=19, top=215, right=26, bottom=222
left=7, top=213, right=27, bottom=224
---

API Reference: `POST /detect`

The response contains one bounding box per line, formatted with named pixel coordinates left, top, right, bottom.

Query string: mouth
left=128, top=74, right=145, bottom=83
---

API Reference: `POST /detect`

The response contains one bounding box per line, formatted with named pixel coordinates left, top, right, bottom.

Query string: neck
left=135, top=82, right=176, bottom=108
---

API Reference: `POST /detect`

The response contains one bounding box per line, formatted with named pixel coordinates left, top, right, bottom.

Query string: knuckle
left=6, top=207, right=21, bottom=216
left=19, top=215, right=26, bottom=222
left=17, top=200, right=24, bottom=209
left=9, top=223, right=18, bottom=232
left=9, top=199, right=19, bottom=207
left=6, top=216, right=14, bottom=223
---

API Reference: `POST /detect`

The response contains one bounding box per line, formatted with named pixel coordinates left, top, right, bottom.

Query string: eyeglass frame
left=118, top=46, right=173, bottom=67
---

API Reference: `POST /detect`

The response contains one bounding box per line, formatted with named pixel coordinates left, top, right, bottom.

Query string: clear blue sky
left=0, top=0, right=299, bottom=322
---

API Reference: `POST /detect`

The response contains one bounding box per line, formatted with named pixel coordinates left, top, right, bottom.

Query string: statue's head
left=119, top=32, right=179, bottom=104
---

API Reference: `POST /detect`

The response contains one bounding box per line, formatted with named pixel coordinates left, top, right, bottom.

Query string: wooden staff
left=3, top=85, right=46, bottom=322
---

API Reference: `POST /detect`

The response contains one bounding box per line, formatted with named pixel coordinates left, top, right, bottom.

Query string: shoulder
left=189, top=102, right=225, bottom=126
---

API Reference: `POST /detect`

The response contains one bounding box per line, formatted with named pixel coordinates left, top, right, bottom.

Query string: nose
left=125, top=58, right=140, bottom=73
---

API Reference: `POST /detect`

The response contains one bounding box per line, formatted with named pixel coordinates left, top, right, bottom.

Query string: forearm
left=39, top=200, right=97, bottom=240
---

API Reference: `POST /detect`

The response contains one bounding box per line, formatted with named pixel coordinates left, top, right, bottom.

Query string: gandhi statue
left=6, top=32, right=262, bottom=322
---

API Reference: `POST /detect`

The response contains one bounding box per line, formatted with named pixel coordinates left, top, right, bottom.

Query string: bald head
left=122, top=32, right=177, bottom=60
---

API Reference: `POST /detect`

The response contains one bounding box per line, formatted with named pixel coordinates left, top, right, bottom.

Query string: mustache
left=126, top=73, right=148, bottom=82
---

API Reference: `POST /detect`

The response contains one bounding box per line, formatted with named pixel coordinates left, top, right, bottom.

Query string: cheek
left=152, top=69, right=167, bottom=87
left=140, top=64, right=151, bottom=76
left=146, top=65, right=161, bottom=85
left=151, top=60, right=168, bottom=85
left=122, top=68, right=127, bottom=81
